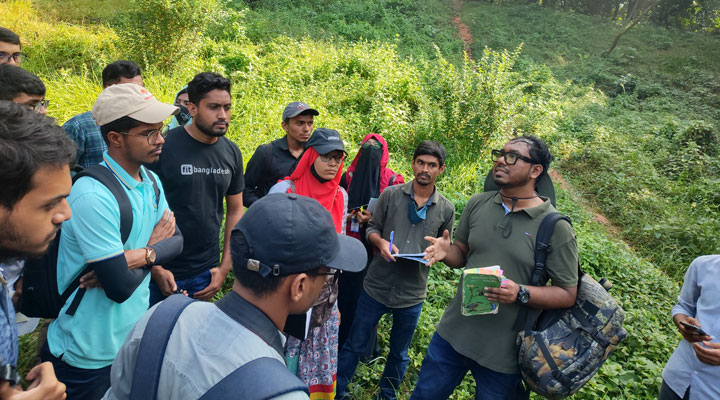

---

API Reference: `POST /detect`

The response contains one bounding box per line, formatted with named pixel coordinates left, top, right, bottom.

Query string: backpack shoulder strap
left=512, top=212, right=572, bottom=331
left=129, top=295, right=196, bottom=400
left=198, top=357, right=309, bottom=400
left=73, top=165, right=133, bottom=243
left=388, top=173, right=398, bottom=186
left=530, top=212, right=571, bottom=286
left=64, top=165, right=135, bottom=316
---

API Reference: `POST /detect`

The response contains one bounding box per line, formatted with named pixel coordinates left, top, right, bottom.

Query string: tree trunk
left=604, top=0, right=662, bottom=57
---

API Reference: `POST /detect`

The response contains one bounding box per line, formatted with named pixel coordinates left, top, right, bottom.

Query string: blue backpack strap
left=65, top=165, right=134, bottom=316
left=129, top=295, right=196, bottom=400
left=198, top=357, right=309, bottom=400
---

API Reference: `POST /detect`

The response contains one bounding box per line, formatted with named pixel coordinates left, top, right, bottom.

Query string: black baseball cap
left=306, top=128, right=346, bottom=155
left=282, top=101, right=319, bottom=121
left=231, top=193, right=367, bottom=278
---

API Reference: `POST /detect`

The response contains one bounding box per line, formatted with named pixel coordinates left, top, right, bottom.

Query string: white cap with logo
left=92, top=83, right=179, bottom=126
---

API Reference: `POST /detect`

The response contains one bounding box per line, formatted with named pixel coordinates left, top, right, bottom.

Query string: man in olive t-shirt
left=410, top=136, right=578, bottom=400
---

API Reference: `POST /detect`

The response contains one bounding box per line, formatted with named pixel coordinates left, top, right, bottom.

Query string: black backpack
left=20, top=165, right=159, bottom=318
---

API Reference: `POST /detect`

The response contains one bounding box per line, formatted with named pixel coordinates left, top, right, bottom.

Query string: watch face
left=518, top=287, right=530, bottom=304
left=147, top=248, right=157, bottom=264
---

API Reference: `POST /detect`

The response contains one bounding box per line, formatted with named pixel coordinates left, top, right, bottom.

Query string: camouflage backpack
left=514, top=213, right=627, bottom=399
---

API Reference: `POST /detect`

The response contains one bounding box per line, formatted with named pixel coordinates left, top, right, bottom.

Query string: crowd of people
left=1, top=25, right=719, bottom=400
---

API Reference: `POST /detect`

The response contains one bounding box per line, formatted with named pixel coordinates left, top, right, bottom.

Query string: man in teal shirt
left=43, top=83, right=184, bottom=400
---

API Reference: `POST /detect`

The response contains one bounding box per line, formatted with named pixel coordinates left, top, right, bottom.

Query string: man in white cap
left=42, top=83, right=185, bottom=400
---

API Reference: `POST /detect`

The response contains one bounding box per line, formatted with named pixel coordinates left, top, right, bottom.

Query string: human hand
left=151, top=265, right=178, bottom=297
left=377, top=239, right=398, bottom=262
left=193, top=267, right=227, bottom=300
left=693, top=341, right=720, bottom=366
left=423, top=229, right=451, bottom=265
left=78, top=271, right=102, bottom=289
left=147, top=210, right=175, bottom=246
left=356, top=210, right=371, bottom=224
left=484, top=278, right=521, bottom=304
left=11, top=277, right=22, bottom=309
left=674, top=314, right=711, bottom=343
left=18, top=362, right=66, bottom=400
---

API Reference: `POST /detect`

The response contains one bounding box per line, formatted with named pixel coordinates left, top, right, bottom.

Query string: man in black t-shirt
left=243, top=101, right=319, bottom=207
left=148, top=72, right=244, bottom=305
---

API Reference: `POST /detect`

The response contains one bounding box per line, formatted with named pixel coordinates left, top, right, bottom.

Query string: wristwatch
left=517, top=285, right=530, bottom=304
left=144, top=247, right=157, bottom=266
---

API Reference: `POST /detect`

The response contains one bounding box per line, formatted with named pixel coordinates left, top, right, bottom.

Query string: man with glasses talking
left=411, top=136, right=578, bottom=400
left=147, top=72, right=245, bottom=306
left=42, top=83, right=184, bottom=399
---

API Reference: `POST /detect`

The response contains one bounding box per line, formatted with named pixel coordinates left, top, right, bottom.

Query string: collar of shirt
left=214, top=291, right=285, bottom=356
left=402, top=181, right=439, bottom=206
left=278, top=135, right=290, bottom=151
left=102, top=151, right=151, bottom=191
left=492, top=191, right=552, bottom=218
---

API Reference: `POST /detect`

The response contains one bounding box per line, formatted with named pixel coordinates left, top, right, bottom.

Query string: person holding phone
left=660, top=255, right=720, bottom=400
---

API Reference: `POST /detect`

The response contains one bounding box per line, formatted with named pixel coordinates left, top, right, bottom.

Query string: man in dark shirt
left=243, top=101, right=319, bottom=207
left=148, top=72, right=245, bottom=305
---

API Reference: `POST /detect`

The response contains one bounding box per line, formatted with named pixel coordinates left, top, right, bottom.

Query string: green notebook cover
left=461, top=271, right=502, bottom=316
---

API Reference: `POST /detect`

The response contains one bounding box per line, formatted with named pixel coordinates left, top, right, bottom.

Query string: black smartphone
left=680, top=321, right=709, bottom=336
left=348, top=204, right=368, bottom=212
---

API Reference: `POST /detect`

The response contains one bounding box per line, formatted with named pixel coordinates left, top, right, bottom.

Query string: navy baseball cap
left=306, top=128, right=346, bottom=155
left=231, top=193, right=366, bottom=277
left=282, top=101, right=319, bottom=121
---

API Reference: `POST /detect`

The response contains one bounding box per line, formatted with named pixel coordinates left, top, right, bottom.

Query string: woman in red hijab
left=269, top=128, right=349, bottom=399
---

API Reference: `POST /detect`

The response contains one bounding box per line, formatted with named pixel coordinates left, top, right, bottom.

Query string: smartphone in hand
left=680, top=321, right=709, bottom=337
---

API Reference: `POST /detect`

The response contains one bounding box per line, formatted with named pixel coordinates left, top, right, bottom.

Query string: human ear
left=106, top=131, right=123, bottom=147
left=530, top=164, right=543, bottom=180
left=187, top=102, right=198, bottom=118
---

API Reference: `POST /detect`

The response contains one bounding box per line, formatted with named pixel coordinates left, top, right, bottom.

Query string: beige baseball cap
left=92, top=83, right=178, bottom=126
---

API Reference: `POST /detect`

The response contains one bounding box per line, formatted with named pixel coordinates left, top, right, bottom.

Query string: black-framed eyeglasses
left=32, top=99, right=49, bottom=113
left=318, top=153, right=346, bottom=163
left=0, top=52, right=25, bottom=64
left=311, top=268, right=341, bottom=285
left=491, top=149, right=537, bottom=165
left=119, top=126, right=168, bottom=145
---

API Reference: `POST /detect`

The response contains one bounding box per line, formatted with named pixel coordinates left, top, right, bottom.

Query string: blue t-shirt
left=47, top=152, right=170, bottom=369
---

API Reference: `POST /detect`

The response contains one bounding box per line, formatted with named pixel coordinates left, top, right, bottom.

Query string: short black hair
left=0, top=101, right=76, bottom=209
left=187, top=72, right=231, bottom=105
left=413, top=140, right=446, bottom=166
left=102, top=60, right=142, bottom=87
left=99, top=115, right=142, bottom=146
left=231, top=230, right=326, bottom=297
left=0, top=64, right=45, bottom=100
left=509, top=135, right=553, bottom=179
left=0, top=27, right=20, bottom=46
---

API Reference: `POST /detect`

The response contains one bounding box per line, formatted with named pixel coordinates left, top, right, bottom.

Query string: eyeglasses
left=362, top=141, right=382, bottom=150
left=32, top=99, right=49, bottom=113
left=119, top=126, right=168, bottom=145
left=0, top=52, right=25, bottom=64
left=312, top=268, right=341, bottom=285
left=491, top=149, right=537, bottom=165
left=318, top=153, right=346, bottom=163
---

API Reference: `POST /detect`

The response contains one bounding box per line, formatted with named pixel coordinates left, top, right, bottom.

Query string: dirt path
left=451, top=0, right=623, bottom=239
left=452, top=0, right=473, bottom=59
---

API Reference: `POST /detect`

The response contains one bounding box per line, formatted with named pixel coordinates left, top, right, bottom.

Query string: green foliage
left=117, top=0, right=242, bottom=71
left=241, top=0, right=464, bottom=63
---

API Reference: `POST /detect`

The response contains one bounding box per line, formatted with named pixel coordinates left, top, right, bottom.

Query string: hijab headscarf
left=284, top=147, right=345, bottom=233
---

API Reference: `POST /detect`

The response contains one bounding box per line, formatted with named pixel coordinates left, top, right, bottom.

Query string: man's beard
left=0, top=214, right=56, bottom=263
left=196, top=116, right=228, bottom=138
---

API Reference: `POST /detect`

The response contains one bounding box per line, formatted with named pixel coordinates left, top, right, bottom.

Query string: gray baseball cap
left=282, top=101, right=319, bottom=121
left=306, top=128, right=346, bottom=155
left=231, top=193, right=366, bottom=278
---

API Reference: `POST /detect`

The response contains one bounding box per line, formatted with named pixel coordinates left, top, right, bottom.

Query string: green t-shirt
left=436, top=191, right=578, bottom=374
